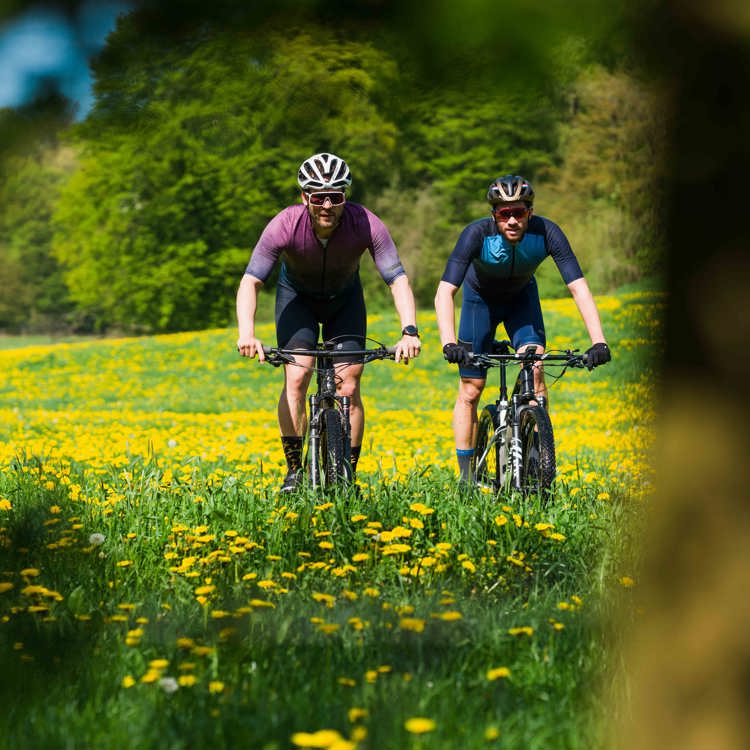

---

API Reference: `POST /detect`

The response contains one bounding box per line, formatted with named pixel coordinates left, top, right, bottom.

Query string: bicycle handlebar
left=466, top=350, right=589, bottom=369
left=261, top=345, right=397, bottom=367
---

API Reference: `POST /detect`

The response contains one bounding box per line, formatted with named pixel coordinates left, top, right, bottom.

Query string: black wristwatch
left=402, top=325, right=420, bottom=338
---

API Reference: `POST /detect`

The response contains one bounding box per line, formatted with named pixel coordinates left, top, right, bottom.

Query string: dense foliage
left=0, top=12, right=665, bottom=333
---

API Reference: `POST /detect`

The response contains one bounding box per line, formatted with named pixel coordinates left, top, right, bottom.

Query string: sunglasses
left=306, top=191, right=346, bottom=206
left=493, top=206, right=530, bottom=221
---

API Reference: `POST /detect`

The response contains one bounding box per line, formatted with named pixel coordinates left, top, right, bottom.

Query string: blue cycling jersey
left=441, top=214, right=583, bottom=298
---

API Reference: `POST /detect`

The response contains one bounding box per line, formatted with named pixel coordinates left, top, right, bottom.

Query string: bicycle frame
left=472, top=343, right=586, bottom=495
left=262, top=341, right=396, bottom=490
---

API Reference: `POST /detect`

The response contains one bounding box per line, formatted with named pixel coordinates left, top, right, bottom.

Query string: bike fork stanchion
left=341, top=395, right=352, bottom=476
left=510, top=394, right=523, bottom=491
left=309, top=393, right=321, bottom=490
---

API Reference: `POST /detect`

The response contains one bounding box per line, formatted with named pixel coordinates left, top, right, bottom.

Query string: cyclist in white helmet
left=435, top=174, right=611, bottom=485
left=237, top=152, right=421, bottom=493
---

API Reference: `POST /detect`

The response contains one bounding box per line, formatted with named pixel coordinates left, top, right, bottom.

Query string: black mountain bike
left=262, top=339, right=396, bottom=491
left=468, top=341, right=589, bottom=498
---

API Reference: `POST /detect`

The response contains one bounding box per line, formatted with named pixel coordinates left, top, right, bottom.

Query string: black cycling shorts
left=275, top=278, right=367, bottom=362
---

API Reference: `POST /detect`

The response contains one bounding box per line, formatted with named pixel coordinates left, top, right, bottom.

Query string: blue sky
left=0, top=1, right=131, bottom=119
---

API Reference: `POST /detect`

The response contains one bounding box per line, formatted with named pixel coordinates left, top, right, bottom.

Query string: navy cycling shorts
left=275, top=278, right=367, bottom=362
left=457, top=278, right=546, bottom=379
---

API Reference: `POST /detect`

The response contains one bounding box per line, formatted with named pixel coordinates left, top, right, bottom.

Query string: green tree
left=53, top=24, right=405, bottom=332
left=536, top=65, right=666, bottom=293
left=0, top=101, right=75, bottom=332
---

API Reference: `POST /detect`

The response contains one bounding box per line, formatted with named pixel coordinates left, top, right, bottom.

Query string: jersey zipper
left=509, top=243, right=516, bottom=278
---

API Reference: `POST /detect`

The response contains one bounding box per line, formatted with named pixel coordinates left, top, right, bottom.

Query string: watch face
left=403, top=325, right=419, bottom=336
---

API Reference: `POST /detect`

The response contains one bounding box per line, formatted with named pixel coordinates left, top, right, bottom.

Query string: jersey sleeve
left=440, top=220, right=485, bottom=287
left=365, top=208, right=406, bottom=285
left=543, top=218, right=584, bottom=284
left=244, top=210, right=290, bottom=282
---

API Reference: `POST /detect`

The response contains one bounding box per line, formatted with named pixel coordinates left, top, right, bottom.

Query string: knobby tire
left=319, top=408, right=350, bottom=487
left=474, top=405, right=500, bottom=491
left=519, top=405, right=555, bottom=498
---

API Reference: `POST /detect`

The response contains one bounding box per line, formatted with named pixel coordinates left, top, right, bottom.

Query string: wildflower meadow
left=0, top=288, right=662, bottom=749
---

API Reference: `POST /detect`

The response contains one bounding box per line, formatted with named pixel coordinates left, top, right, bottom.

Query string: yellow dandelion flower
left=434, top=611, right=462, bottom=621
left=121, top=675, right=136, bottom=688
left=399, top=617, right=426, bottom=633
left=409, top=502, right=434, bottom=515
left=20, top=568, right=40, bottom=578
left=116, top=560, right=133, bottom=568
left=291, top=729, right=344, bottom=748
left=178, top=674, right=197, bottom=687
left=508, top=626, right=534, bottom=637
left=486, top=666, right=511, bottom=681
left=0, top=582, right=14, bottom=594
left=347, top=706, right=367, bottom=724
left=484, top=726, right=500, bottom=740
left=494, top=514, right=508, bottom=526
left=350, top=514, right=367, bottom=522
left=619, top=576, right=636, bottom=588
left=0, top=498, right=12, bottom=511
left=404, top=717, right=436, bottom=734
left=208, top=680, right=225, bottom=694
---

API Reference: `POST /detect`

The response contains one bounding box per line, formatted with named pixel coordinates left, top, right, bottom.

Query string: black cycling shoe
left=279, top=468, right=302, bottom=493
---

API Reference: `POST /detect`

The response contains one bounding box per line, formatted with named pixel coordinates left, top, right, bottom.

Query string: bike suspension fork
left=510, top=393, right=523, bottom=490
left=340, top=395, right=351, bottom=462
left=309, top=393, right=321, bottom=489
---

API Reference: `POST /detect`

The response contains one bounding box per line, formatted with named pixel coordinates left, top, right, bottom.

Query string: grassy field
left=0, top=289, right=662, bottom=749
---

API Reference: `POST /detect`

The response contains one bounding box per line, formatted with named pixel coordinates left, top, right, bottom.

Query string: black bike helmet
left=486, top=175, right=535, bottom=206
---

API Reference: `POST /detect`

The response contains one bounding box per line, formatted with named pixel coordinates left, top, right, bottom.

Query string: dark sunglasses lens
left=309, top=192, right=345, bottom=206
left=496, top=207, right=527, bottom=220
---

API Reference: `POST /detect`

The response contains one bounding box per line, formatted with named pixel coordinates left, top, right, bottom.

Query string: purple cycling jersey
left=245, top=203, right=406, bottom=298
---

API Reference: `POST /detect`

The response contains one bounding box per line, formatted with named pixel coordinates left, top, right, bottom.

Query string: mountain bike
left=468, top=341, right=589, bottom=499
left=262, top=339, right=396, bottom=491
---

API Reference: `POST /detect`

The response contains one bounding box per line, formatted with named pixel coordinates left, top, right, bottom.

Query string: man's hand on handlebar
left=584, top=342, right=611, bottom=370
left=394, top=334, right=421, bottom=364
left=443, top=342, right=470, bottom=366
left=237, top=335, right=266, bottom=362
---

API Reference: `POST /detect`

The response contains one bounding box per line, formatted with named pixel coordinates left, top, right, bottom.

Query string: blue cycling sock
left=456, top=448, right=474, bottom=481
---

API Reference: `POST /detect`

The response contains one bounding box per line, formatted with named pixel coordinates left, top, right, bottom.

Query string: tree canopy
left=0, top=5, right=664, bottom=333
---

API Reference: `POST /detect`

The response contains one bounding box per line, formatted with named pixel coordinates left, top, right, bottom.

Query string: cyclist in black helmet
left=435, top=174, right=611, bottom=484
left=237, top=152, right=421, bottom=493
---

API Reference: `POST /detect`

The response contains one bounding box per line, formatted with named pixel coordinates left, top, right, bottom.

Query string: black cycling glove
left=443, top=342, right=470, bottom=365
left=584, top=342, right=611, bottom=370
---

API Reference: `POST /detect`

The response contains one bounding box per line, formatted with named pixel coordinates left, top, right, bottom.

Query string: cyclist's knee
left=458, top=377, right=485, bottom=406
left=285, top=369, right=312, bottom=396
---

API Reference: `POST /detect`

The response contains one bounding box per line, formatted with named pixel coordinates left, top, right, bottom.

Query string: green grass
left=0, top=287, right=660, bottom=750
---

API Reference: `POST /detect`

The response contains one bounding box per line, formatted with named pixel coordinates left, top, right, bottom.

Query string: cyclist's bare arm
left=434, top=280, right=460, bottom=347
left=566, top=277, right=607, bottom=346
left=236, top=273, right=266, bottom=361
left=389, top=274, right=421, bottom=363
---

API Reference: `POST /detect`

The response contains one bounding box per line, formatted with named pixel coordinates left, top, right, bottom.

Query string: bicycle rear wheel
left=519, top=405, right=555, bottom=498
left=319, top=407, right=351, bottom=487
left=474, top=405, right=505, bottom=491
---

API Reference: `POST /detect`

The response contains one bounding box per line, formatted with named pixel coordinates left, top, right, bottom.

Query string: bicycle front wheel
left=519, top=405, right=555, bottom=498
left=319, top=407, right=351, bottom=487
left=474, top=405, right=502, bottom=491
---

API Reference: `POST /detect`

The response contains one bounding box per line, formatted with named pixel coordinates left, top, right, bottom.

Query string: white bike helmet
left=297, top=152, right=352, bottom=191
left=487, top=175, right=535, bottom=206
